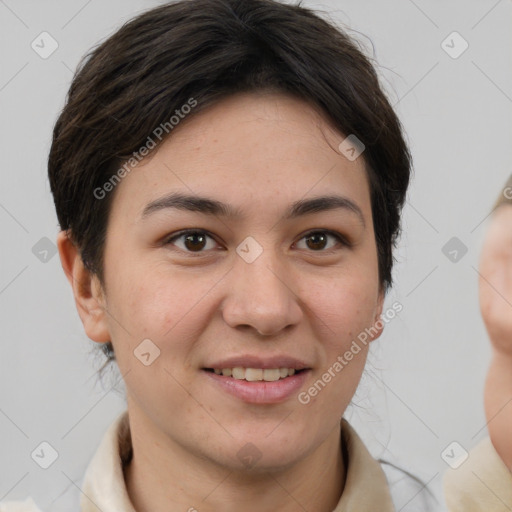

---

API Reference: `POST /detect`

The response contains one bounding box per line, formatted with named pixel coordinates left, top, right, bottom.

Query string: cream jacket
left=1, top=410, right=511, bottom=511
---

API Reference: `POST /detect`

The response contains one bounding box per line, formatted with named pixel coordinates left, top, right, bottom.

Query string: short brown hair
left=48, top=0, right=412, bottom=374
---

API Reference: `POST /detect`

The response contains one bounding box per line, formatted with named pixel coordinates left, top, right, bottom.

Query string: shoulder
left=443, top=436, right=512, bottom=511
left=0, top=497, right=42, bottom=512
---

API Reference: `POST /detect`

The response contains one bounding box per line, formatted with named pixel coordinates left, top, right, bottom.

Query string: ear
left=369, top=288, right=386, bottom=342
left=56, top=231, right=111, bottom=343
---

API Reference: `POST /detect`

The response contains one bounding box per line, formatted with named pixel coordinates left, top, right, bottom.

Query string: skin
left=57, top=91, right=385, bottom=512
left=479, top=203, right=512, bottom=473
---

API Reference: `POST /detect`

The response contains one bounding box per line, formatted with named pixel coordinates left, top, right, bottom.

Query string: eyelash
left=163, top=229, right=351, bottom=255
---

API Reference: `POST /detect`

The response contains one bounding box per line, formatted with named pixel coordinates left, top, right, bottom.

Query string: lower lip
left=202, top=369, right=310, bottom=404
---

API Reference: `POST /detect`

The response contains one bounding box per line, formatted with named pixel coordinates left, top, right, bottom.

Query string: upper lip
left=203, top=355, right=311, bottom=370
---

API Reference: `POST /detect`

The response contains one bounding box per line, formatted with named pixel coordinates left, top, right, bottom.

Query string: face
left=88, top=92, right=384, bottom=472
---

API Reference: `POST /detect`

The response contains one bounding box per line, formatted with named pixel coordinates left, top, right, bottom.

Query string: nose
left=221, top=247, right=303, bottom=337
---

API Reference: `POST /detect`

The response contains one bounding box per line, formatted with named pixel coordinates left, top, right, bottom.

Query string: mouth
left=202, top=367, right=308, bottom=382
left=201, top=367, right=311, bottom=404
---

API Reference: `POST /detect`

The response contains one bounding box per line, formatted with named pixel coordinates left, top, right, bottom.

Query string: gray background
left=0, top=0, right=511, bottom=510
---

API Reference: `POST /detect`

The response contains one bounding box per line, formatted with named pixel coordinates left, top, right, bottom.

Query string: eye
left=164, top=230, right=219, bottom=253
left=294, top=230, right=349, bottom=252
left=164, top=229, right=349, bottom=255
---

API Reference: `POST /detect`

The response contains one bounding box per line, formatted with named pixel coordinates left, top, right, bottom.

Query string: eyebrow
left=141, top=192, right=365, bottom=227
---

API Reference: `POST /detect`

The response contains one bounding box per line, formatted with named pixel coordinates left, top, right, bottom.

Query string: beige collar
left=335, top=418, right=395, bottom=511
left=80, top=410, right=394, bottom=512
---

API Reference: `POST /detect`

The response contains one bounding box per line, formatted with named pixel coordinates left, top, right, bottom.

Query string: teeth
left=232, top=367, right=245, bottom=379
left=263, top=369, right=281, bottom=381
left=245, top=368, right=263, bottom=381
left=211, top=367, right=299, bottom=381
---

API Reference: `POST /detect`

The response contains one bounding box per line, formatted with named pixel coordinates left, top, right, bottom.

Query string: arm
left=479, top=192, right=512, bottom=473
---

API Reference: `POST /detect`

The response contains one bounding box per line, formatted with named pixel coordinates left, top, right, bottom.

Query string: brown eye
left=295, top=230, right=347, bottom=252
left=165, top=230, right=218, bottom=253
left=183, top=232, right=207, bottom=251
left=305, top=232, right=329, bottom=250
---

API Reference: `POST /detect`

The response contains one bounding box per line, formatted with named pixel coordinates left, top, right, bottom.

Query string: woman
left=1, top=0, right=510, bottom=510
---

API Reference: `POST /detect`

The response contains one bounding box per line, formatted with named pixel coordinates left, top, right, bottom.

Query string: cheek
left=108, top=265, right=219, bottom=351
left=305, top=270, right=380, bottom=346
left=105, top=271, right=210, bottom=407
left=301, top=277, right=378, bottom=413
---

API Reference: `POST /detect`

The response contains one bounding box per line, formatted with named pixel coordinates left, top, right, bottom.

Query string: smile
left=202, top=368, right=311, bottom=403
left=204, top=367, right=302, bottom=381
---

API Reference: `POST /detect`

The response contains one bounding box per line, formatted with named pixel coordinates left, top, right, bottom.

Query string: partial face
left=98, top=92, right=383, bottom=471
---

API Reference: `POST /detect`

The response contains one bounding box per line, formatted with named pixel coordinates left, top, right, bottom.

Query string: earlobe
left=56, top=231, right=111, bottom=343
left=369, top=289, right=386, bottom=342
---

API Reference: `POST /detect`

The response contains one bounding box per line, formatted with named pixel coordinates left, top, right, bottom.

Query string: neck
left=123, top=408, right=347, bottom=512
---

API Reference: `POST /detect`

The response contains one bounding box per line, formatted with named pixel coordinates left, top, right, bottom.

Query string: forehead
left=108, top=92, right=371, bottom=221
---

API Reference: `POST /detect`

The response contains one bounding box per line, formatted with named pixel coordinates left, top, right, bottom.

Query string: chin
left=225, top=430, right=311, bottom=473
left=223, top=446, right=307, bottom=475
